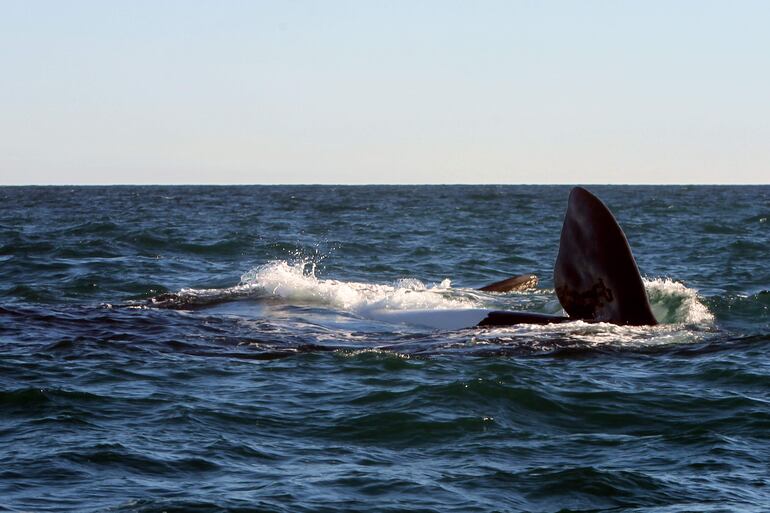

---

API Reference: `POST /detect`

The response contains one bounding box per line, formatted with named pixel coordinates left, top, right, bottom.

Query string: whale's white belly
left=367, top=309, right=490, bottom=330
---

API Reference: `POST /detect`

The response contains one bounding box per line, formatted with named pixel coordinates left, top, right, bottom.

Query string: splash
left=154, top=262, right=714, bottom=332
left=239, top=260, right=477, bottom=314
left=644, top=277, right=714, bottom=325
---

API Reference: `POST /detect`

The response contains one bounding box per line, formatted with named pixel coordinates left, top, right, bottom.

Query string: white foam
left=643, top=277, right=714, bottom=325
left=238, top=260, right=479, bottom=315
left=472, top=318, right=712, bottom=350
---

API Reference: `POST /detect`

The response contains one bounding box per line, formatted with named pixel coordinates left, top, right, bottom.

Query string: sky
left=1, top=0, right=769, bottom=185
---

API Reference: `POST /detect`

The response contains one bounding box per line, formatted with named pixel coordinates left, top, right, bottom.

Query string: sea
left=1, top=185, right=768, bottom=513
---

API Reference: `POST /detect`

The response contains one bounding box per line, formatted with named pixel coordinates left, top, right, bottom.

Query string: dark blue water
left=1, top=185, right=768, bottom=512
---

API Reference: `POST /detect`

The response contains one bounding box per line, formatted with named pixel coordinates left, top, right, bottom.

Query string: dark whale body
left=479, top=187, right=657, bottom=327
left=478, top=274, right=538, bottom=293
left=146, top=187, right=656, bottom=329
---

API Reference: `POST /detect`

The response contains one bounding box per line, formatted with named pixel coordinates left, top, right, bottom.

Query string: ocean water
left=0, top=185, right=768, bottom=513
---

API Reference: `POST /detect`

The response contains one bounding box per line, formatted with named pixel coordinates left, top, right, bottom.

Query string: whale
left=478, top=273, right=538, bottom=293
left=147, top=187, right=657, bottom=330
left=476, top=186, right=657, bottom=327
left=368, top=186, right=658, bottom=330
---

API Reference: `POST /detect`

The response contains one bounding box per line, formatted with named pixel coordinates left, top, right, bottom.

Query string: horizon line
left=1, top=182, right=768, bottom=187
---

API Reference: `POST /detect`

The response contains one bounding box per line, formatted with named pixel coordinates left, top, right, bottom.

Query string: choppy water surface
left=1, top=185, right=768, bottom=512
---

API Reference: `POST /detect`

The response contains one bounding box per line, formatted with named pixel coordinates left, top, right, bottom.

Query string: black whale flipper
left=478, top=274, right=538, bottom=292
left=554, top=187, right=657, bottom=325
left=477, top=311, right=571, bottom=326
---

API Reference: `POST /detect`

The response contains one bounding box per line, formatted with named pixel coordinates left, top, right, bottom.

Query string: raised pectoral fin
left=553, top=187, right=657, bottom=326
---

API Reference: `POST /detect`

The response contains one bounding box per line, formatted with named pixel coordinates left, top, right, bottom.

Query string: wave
left=644, top=277, right=715, bottom=325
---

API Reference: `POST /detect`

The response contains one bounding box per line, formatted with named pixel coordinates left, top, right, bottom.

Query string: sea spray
left=239, top=260, right=478, bottom=313
left=644, top=277, right=715, bottom=325
left=155, top=263, right=716, bottom=330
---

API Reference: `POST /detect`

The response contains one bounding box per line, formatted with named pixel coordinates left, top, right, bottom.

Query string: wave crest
left=239, top=260, right=476, bottom=313
left=644, top=278, right=714, bottom=325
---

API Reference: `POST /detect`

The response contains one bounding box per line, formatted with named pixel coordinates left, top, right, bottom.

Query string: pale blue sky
left=1, top=1, right=768, bottom=184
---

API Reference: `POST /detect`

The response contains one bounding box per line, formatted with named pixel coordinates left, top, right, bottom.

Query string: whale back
left=554, top=187, right=657, bottom=325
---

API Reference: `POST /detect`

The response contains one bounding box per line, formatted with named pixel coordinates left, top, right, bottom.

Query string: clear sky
left=1, top=1, right=768, bottom=184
